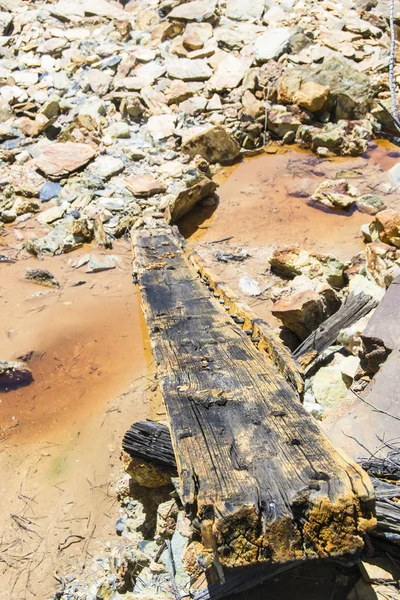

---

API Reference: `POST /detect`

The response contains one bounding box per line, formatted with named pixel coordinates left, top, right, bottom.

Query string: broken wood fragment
left=122, top=420, right=177, bottom=470
left=293, top=291, right=377, bottom=369
left=132, top=227, right=375, bottom=572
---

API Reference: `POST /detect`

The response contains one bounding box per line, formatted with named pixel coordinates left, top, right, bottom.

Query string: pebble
left=40, top=181, right=63, bottom=202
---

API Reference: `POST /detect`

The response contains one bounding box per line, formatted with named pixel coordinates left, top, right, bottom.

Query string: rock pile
left=0, top=0, right=398, bottom=257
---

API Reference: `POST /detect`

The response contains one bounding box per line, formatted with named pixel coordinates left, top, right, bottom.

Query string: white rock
left=348, top=274, right=385, bottom=302
left=254, top=27, right=294, bottom=62
left=135, top=62, right=166, bottom=83
left=86, top=69, right=112, bottom=95
left=166, top=58, right=212, bottom=81
left=1, top=85, right=27, bottom=103
left=168, top=0, right=217, bottom=21
left=64, top=28, right=91, bottom=41
left=80, top=98, right=107, bottom=122
left=158, top=160, right=184, bottom=178
left=51, top=1, right=85, bottom=19
left=239, top=275, right=261, bottom=296
left=53, top=71, right=70, bottom=90
left=389, top=161, right=400, bottom=186
left=12, top=70, right=39, bottom=87
left=81, top=0, right=126, bottom=20
left=226, top=0, right=265, bottom=21
left=208, top=55, right=251, bottom=91
left=333, top=354, right=360, bottom=383
left=337, top=316, right=370, bottom=356
left=147, top=114, right=176, bottom=141
left=89, top=156, right=125, bottom=179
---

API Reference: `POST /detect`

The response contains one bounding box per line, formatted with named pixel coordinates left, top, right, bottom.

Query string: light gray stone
left=89, top=156, right=125, bottom=179
left=147, top=114, right=176, bottom=141
left=38, top=205, right=66, bottom=225
left=226, top=0, right=265, bottom=21
left=255, top=27, right=294, bottom=62
left=168, top=0, right=217, bottom=21
left=166, top=58, right=212, bottom=81
left=208, top=55, right=251, bottom=91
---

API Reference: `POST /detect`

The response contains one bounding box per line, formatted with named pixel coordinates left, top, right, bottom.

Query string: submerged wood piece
left=122, top=421, right=177, bottom=469
left=184, top=245, right=304, bottom=395
left=293, top=291, right=377, bottom=368
left=132, top=227, right=375, bottom=570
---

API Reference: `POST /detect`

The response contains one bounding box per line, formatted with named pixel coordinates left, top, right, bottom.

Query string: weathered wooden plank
left=132, top=227, right=375, bottom=573
left=183, top=245, right=305, bottom=396
left=293, top=291, right=377, bottom=368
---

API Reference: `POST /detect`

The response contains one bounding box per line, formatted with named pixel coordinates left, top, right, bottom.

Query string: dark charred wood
left=361, top=450, right=400, bottom=547
left=132, top=227, right=375, bottom=571
left=293, top=291, right=377, bottom=368
left=122, top=420, right=177, bottom=470
left=361, top=452, right=400, bottom=481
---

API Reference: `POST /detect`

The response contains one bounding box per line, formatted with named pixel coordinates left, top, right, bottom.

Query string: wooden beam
left=132, top=227, right=375, bottom=572
left=183, top=245, right=304, bottom=396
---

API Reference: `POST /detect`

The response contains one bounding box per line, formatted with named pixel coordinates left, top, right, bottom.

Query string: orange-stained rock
left=35, top=142, right=96, bottom=179
left=372, top=208, right=400, bottom=248
left=294, top=81, right=330, bottom=112
left=272, top=289, right=325, bottom=339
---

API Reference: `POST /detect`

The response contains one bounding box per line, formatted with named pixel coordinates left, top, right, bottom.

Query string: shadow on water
left=177, top=195, right=219, bottom=240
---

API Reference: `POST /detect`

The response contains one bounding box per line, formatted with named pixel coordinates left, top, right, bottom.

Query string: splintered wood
left=133, top=228, right=376, bottom=571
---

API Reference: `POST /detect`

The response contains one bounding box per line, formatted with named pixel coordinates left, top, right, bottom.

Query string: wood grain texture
left=123, top=421, right=177, bottom=469
left=293, top=291, right=377, bottom=368
left=132, top=227, right=376, bottom=570
left=183, top=245, right=305, bottom=396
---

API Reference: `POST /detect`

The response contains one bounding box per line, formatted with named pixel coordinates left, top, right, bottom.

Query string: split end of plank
left=192, top=489, right=376, bottom=569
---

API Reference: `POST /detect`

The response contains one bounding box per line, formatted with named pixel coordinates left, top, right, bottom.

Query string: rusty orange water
left=0, top=240, right=154, bottom=442
left=180, top=141, right=400, bottom=262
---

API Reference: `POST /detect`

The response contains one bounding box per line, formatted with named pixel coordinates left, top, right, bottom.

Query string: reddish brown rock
left=35, top=142, right=96, bottom=179
left=16, top=114, right=50, bottom=137
left=294, top=82, right=330, bottom=112
left=371, top=208, right=400, bottom=248
left=126, top=174, right=167, bottom=197
left=182, top=30, right=204, bottom=51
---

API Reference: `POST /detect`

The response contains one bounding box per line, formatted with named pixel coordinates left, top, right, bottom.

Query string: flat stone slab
left=361, top=275, right=400, bottom=353
left=323, top=276, right=400, bottom=460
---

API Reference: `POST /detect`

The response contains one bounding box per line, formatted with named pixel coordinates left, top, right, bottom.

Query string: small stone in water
left=40, top=182, right=63, bottom=202
left=86, top=255, right=116, bottom=273
left=25, top=268, right=60, bottom=288
left=239, top=275, right=261, bottom=296
left=115, top=517, right=126, bottom=536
